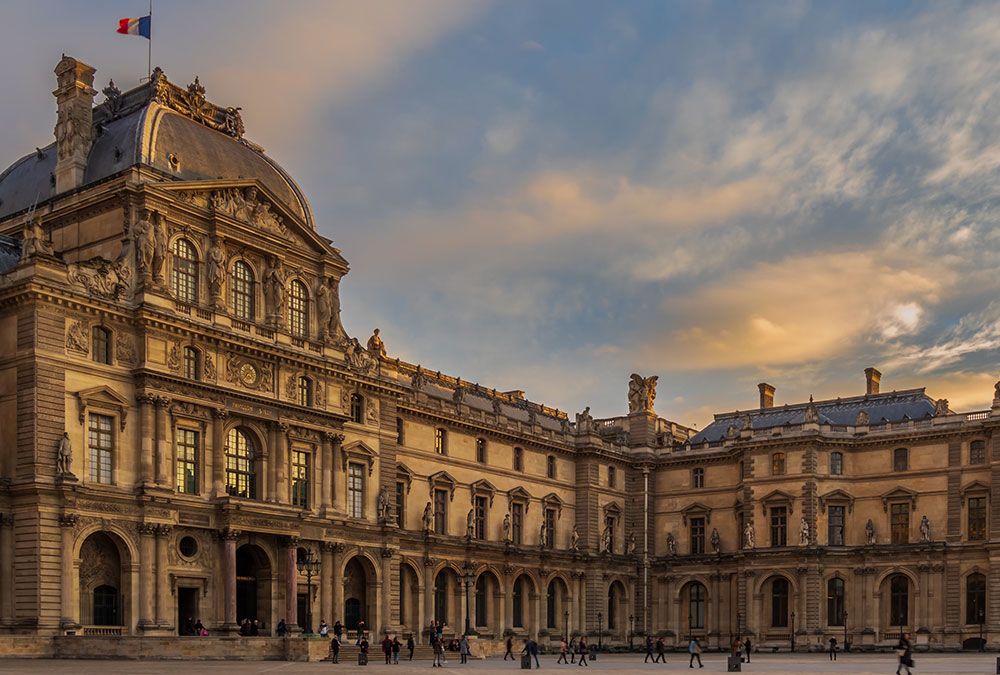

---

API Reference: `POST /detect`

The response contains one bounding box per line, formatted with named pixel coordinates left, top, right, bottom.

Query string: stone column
left=267, top=424, right=279, bottom=502
left=58, top=515, right=77, bottom=630
left=285, top=537, right=300, bottom=632
left=917, top=563, right=930, bottom=630
left=220, top=528, right=240, bottom=631
left=138, top=394, right=156, bottom=487
left=503, top=568, right=514, bottom=633
left=276, top=422, right=289, bottom=503
left=332, top=433, right=345, bottom=512
left=381, top=548, right=394, bottom=633
left=212, top=409, right=228, bottom=497
left=321, top=543, right=334, bottom=630
left=137, top=523, right=156, bottom=630
left=332, top=544, right=345, bottom=626
left=155, top=525, right=172, bottom=628
left=154, top=396, right=171, bottom=488
left=321, top=433, right=336, bottom=514
left=423, top=558, right=435, bottom=642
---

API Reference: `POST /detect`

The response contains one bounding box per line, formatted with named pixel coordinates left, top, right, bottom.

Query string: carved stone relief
left=116, top=334, right=136, bottom=365
left=66, top=321, right=89, bottom=354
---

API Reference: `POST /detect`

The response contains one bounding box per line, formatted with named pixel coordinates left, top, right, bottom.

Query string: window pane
left=891, top=503, right=909, bottom=544
left=395, top=481, right=405, bottom=528
left=772, top=453, right=785, bottom=475
left=231, top=261, right=254, bottom=320
left=970, top=440, right=986, bottom=465
left=475, top=496, right=487, bottom=540
left=690, top=517, right=705, bottom=554
left=291, top=449, right=309, bottom=508
left=435, top=428, right=446, bottom=455
left=966, top=574, right=986, bottom=624
left=175, top=428, right=198, bottom=494
left=770, top=507, right=787, bottom=547
left=92, top=327, right=110, bottom=365
left=893, top=448, right=908, bottom=472
left=827, top=578, right=845, bottom=626
left=225, top=428, right=255, bottom=499
left=88, top=413, right=113, bottom=484
left=771, top=578, right=789, bottom=627
left=348, top=462, right=364, bottom=517
left=890, top=576, right=908, bottom=626
left=512, top=503, right=523, bottom=545
left=828, top=506, right=844, bottom=546
left=297, top=377, right=311, bottom=406
left=288, top=280, right=308, bottom=337
left=690, top=583, right=705, bottom=629
left=969, top=497, right=987, bottom=541
left=830, top=452, right=843, bottom=475
left=171, top=238, right=198, bottom=303
left=434, top=488, right=448, bottom=534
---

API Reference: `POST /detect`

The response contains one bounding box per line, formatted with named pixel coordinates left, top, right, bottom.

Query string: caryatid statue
left=799, top=517, right=810, bottom=546
left=466, top=508, right=475, bottom=537
left=570, top=525, right=580, bottom=552
left=422, top=502, right=434, bottom=532
left=920, top=515, right=931, bottom=542
left=743, top=522, right=755, bottom=550
left=627, top=373, right=658, bottom=413
left=710, top=528, right=721, bottom=553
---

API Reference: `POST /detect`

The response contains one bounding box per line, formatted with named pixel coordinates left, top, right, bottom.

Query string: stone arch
left=672, top=574, right=712, bottom=602
left=343, top=554, right=378, bottom=634
left=433, top=565, right=462, bottom=630
left=398, top=558, right=421, bottom=634
left=606, top=579, right=628, bottom=636
left=77, top=530, right=134, bottom=630
left=235, top=542, right=273, bottom=632
left=754, top=571, right=799, bottom=597
left=678, top=579, right=709, bottom=635
left=878, top=571, right=916, bottom=632
left=874, top=566, right=919, bottom=593
left=545, top=576, right=571, bottom=635
left=474, top=568, right=502, bottom=636
left=760, top=574, right=794, bottom=632
left=511, top=573, right=537, bottom=634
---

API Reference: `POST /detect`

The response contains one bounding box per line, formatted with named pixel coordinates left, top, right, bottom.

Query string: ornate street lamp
left=462, top=562, right=473, bottom=637
left=597, top=611, right=603, bottom=656
left=296, top=549, right=320, bottom=635
left=564, top=610, right=569, bottom=642
left=790, top=611, right=795, bottom=653
left=629, top=614, right=634, bottom=650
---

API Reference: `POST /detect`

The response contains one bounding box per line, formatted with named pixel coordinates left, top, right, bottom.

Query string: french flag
left=117, top=15, right=151, bottom=39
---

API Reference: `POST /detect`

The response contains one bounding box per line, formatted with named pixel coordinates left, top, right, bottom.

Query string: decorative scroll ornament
left=149, top=69, right=245, bottom=139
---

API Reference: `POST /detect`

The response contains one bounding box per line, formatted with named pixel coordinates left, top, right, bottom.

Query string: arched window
left=607, top=586, right=617, bottom=630
left=771, top=577, right=789, bottom=627
left=475, top=576, right=487, bottom=627
left=350, top=393, right=363, bottom=424
left=92, top=326, right=111, bottom=365
left=296, top=376, right=311, bottom=406
left=230, top=260, right=254, bottom=320
left=546, top=580, right=557, bottom=628
left=830, top=451, right=843, bottom=475
left=893, top=448, right=908, bottom=472
left=689, top=582, right=706, bottom=629
left=771, top=452, right=785, bottom=475
left=692, top=467, right=705, bottom=488
left=827, top=578, right=845, bottom=626
left=183, top=346, right=199, bottom=379
left=547, top=455, right=556, bottom=479
left=513, top=577, right=524, bottom=628
left=171, top=238, right=198, bottom=303
left=889, top=575, right=909, bottom=626
left=513, top=447, right=523, bottom=471
left=970, top=440, right=986, bottom=465
left=966, top=573, right=986, bottom=625
left=225, top=427, right=256, bottom=499
left=288, top=280, right=309, bottom=337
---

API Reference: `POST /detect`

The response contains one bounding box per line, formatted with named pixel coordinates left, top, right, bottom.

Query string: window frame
left=608, top=465, right=617, bottom=488
left=692, top=467, right=705, bottom=489
left=92, top=326, right=111, bottom=365
left=288, top=279, right=309, bottom=338
left=350, top=393, right=364, bottom=424
left=690, top=516, right=706, bottom=555
left=230, top=260, right=255, bottom=321
left=966, top=573, right=987, bottom=625
left=689, top=582, right=706, bottom=629
left=890, top=502, right=910, bottom=544
left=291, top=448, right=310, bottom=508
left=395, top=480, right=406, bottom=528
left=889, top=575, right=909, bottom=626
left=171, top=237, right=199, bottom=304
left=225, top=427, right=256, bottom=499
left=829, top=451, right=843, bottom=475
left=543, top=507, right=556, bottom=549
left=893, top=447, right=909, bottom=472
left=827, top=577, right=845, bottom=626
left=970, top=440, right=986, bottom=465
left=511, top=502, right=524, bottom=545
left=476, top=437, right=487, bottom=463
left=770, top=506, right=787, bottom=547
left=87, top=412, right=114, bottom=484
left=968, top=495, right=987, bottom=541
left=433, top=488, right=448, bottom=534
left=296, top=376, right=312, bottom=407
left=827, top=505, right=845, bottom=546
left=771, top=577, right=789, bottom=627
left=182, top=346, right=199, bottom=379
left=347, top=461, right=365, bottom=518
left=771, top=452, right=785, bottom=476
left=546, top=455, right=556, bottom=479
left=474, top=495, right=488, bottom=540
left=175, top=426, right=198, bottom=495
left=513, top=446, right=524, bottom=472
left=435, top=428, right=447, bottom=455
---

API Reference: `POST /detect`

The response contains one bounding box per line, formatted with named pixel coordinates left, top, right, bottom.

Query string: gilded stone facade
left=0, top=56, right=997, bottom=652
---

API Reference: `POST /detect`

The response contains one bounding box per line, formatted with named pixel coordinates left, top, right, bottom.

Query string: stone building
left=0, top=56, right=996, bottom=652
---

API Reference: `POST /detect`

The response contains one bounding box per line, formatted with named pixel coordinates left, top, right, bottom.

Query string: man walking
left=408, top=634, right=415, bottom=661
left=743, top=637, right=752, bottom=663
left=432, top=636, right=444, bottom=668
left=688, top=636, right=703, bottom=668
left=654, top=637, right=666, bottom=663
left=576, top=639, right=588, bottom=667
left=644, top=636, right=655, bottom=663
left=503, top=635, right=515, bottom=661
left=383, top=634, right=393, bottom=664
left=828, top=636, right=837, bottom=661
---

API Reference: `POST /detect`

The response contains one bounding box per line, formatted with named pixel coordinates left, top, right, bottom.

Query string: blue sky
left=2, top=1, right=999, bottom=428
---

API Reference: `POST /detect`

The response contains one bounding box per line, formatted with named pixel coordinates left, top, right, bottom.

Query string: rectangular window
left=396, top=481, right=405, bottom=528
left=828, top=505, right=845, bottom=546
left=435, top=428, right=446, bottom=455
left=348, top=462, right=364, bottom=518
left=608, top=466, right=616, bottom=488
left=893, top=448, right=908, bottom=472
left=970, top=440, right=986, bottom=465
left=88, top=413, right=113, bottom=484
left=544, top=508, right=556, bottom=549
left=891, top=503, right=909, bottom=544
left=511, top=503, right=524, bottom=545
left=969, top=496, right=987, bottom=541
left=175, top=428, right=198, bottom=494
left=830, top=452, right=843, bottom=475
left=291, top=449, right=309, bottom=508
left=770, top=506, right=787, bottom=547
left=396, top=417, right=404, bottom=446
left=692, top=467, right=704, bottom=489
left=474, top=495, right=488, bottom=540
left=771, top=453, right=785, bottom=475
left=547, top=456, right=556, bottom=479
left=434, top=488, right=448, bottom=534
left=690, top=516, right=705, bottom=554
left=514, top=447, right=523, bottom=472
left=476, top=438, right=486, bottom=463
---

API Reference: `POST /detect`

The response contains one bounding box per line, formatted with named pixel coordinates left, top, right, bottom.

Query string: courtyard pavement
left=0, top=653, right=996, bottom=674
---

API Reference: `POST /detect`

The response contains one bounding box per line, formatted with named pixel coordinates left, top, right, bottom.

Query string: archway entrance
left=78, top=531, right=130, bottom=631
left=343, top=556, right=377, bottom=634
left=236, top=544, right=272, bottom=632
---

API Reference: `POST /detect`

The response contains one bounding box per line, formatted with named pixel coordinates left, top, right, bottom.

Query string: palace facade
left=0, top=55, right=997, bottom=652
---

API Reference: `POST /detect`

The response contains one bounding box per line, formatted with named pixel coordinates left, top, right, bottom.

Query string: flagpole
left=147, top=0, right=152, bottom=79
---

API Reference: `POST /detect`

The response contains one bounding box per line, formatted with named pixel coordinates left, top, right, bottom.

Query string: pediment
left=341, top=440, right=375, bottom=475
left=508, top=486, right=532, bottom=512
left=961, top=480, right=990, bottom=506
left=880, top=486, right=918, bottom=511
left=428, top=471, right=458, bottom=501
left=541, top=493, right=565, bottom=517
left=680, top=501, right=712, bottom=525
left=396, top=463, right=414, bottom=493
left=77, top=386, right=130, bottom=431
left=759, top=489, right=795, bottom=504
left=603, top=500, right=623, bottom=515
left=471, top=479, right=498, bottom=506
left=819, top=489, right=856, bottom=514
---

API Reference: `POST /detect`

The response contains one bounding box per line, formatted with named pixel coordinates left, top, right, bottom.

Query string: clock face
left=239, top=362, right=258, bottom=386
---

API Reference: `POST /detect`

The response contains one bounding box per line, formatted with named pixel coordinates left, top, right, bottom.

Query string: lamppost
left=564, top=610, right=569, bottom=642
left=790, top=611, right=795, bottom=653
left=295, top=549, right=320, bottom=635
left=462, top=563, right=473, bottom=637
left=843, top=611, right=848, bottom=652
left=597, top=611, right=603, bottom=654
left=977, top=598, right=985, bottom=652
left=628, top=614, right=634, bottom=650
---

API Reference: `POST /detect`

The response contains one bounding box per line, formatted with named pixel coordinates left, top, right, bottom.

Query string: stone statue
left=466, top=508, right=475, bottom=537
left=575, top=406, right=593, bottom=432
left=601, top=525, right=613, bottom=553
left=726, top=424, right=738, bottom=439
left=666, top=532, right=676, bottom=556
left=263, top=256, right=285, bottom=324
left=570, top=525, right=579, bottom=552
left=151, top=211, right=167, bottom=283
left=329, top=277, right=344, bottom=338
left=934, top=399, right=950, bottom=416
left=803, top=396, right=819, bottom=423
left=920, top=515, right=931, bottom=542
left=799, top=517, right=810, bottom=546
left=993, top=380, right=1000, bottom=406
left=134, top=208, right=155, bottom=276
left=626, top=533, right=636, bottom=555
left=20, top=214, right=53, bottom=260
left=502, top=513, right=511, bottom=541
left=740, top=414, right=753, bottom=433
left=207, top=238, right=226, bottom=300
left=627, top=373, right=658, bottom=413
left=345, top=337, right=377, bottom=374
left=710, top=528, right=721, bottom=553
left=865, top=519, right=876, bottom=545
left=56, top=432, right=73, bottom=475
left=377, top=488, right=391, bottom=524
left=367, top=328, right=387, bottom=358
left=856, top=410, right=869, bottom=425
left=422, top=502, right=434, bottom=532
left=743, top=522, right=755, bottom=550
left=539, top=523, right=548, bottom=548
left=316, top=278, right=333, bottom=339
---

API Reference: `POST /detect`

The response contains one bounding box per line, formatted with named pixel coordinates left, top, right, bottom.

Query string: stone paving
left=0, top=653, right=996, bottom=674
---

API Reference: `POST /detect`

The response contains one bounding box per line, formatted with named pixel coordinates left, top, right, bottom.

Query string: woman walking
left=577, top=638, right=589, bottom=666
left=896, top=632, right=913, bottom=675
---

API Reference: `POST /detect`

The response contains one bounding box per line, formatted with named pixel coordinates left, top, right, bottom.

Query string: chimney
left=758, top=382, right=775, bottom=409
left=52, top=55, right=97, bottom=194
left=865, top=367, right=881, bottom=396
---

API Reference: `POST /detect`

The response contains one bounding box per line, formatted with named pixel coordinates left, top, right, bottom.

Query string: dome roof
left=0, top=70, right=313, bottom=227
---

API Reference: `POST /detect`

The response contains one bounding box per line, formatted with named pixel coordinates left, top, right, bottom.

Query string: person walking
left=408, top=634, right=416, bottom=661
left=459, top=635, right=470, bottom=664
left=828, top=636, right=838, bottom=661
left=743, top=637, right=752, bottom=664
left=393, top=636, right=402, bottom=664
left=432, top=636, right=444, bottom=667
left=557, top=637, right=569, bottom=664
left=576, top=639, right=588, bottom=667
left=654, top=637, right=666, bottom=663
left=382, top=634, right=393, bottom=664
left=330, top=635, right=340, bottom=663
left=896, top=632, right=913, bottom=675
left=503, top=635, right=515, bottom=661
left=522, top=638, right=540, bottom=669
left=688, top=636, right=703, bottom=668
left=644, top=636, right=655, bottom=663
left=569, top=637, right=577, bottom=664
